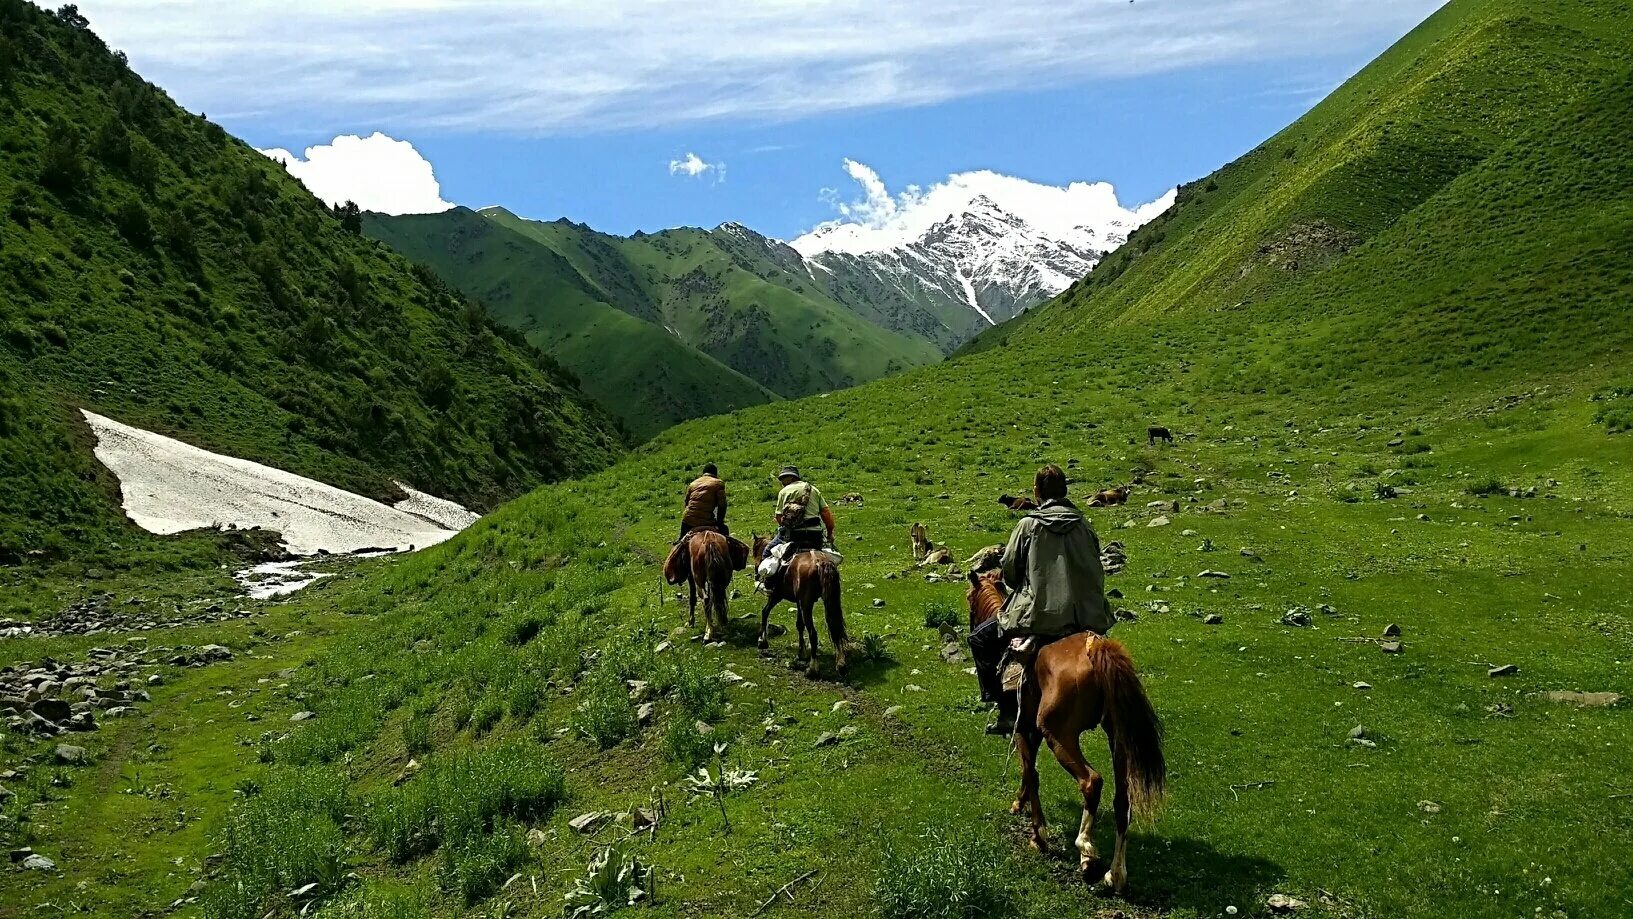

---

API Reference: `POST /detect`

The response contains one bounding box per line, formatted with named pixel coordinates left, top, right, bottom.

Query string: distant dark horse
left=1147, top=426, right=1173, bottom=445
left=966, top=568, right=1166, bottom=891
left=751, top=534, right=850, bottom=675
left=663, top=530, right=742, bottom=642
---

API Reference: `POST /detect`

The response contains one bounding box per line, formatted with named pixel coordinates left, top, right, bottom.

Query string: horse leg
left=687, top=580, right=697, bottom=630
left=757, top=595, right=777, bottom=651
left=1013, top=724, right=1048, bottom=851
left=801, top=599, right=821, bottom=677
left=1042, top=720, right=1104, bottom=877
left=1102, top=741, right=1130, bottom=892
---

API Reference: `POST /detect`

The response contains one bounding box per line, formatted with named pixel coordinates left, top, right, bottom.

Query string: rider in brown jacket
left=679, top=463, right=729, bottom=541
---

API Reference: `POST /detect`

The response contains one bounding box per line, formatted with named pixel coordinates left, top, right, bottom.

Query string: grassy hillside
left=0, top=1, right=621, bottom=568
left=963, top=0, right=1633, bottom=353
left=364, top=209, right=778, bottom=440
left=5, top=1, right=1633, bottom=918
left=371, top=208, right=944, bottom=412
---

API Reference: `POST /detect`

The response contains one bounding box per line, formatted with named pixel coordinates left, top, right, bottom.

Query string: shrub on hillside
left=923, top=601, right=960, bottom=630
left=202, top=768, right=350, bottom=919
left=368, top=741, right=564, bottom=864
left=571, top=667, right=638, bottom=748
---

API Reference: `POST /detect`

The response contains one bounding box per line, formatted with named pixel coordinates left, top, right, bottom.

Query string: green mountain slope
left=363, top=209, right=777, bottom=440
left=0, top=1, right=620, bottom=565
left=371, top=207, right=944, bottom=410
left=963, top=0, right=1633, bottom=353
left=9, top=2, right=1633, bottom=918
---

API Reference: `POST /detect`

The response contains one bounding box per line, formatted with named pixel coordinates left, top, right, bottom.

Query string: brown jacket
left=682, top=475, right=727, bottom=528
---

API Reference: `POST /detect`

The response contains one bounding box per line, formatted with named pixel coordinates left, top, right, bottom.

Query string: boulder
left=54, top=744, right=87, bottom=764
left=22, top=853, right=56, bottom=871
left=30, top=698, right=72, bottom=723
left=290, top=711, right=317, bottom=722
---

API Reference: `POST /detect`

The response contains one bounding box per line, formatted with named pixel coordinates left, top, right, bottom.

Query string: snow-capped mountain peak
left=791, top=172, right=1173, bottom=333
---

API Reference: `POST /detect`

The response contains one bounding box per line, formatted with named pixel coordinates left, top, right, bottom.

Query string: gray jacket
left=999, top=498, right=1112, bottom=637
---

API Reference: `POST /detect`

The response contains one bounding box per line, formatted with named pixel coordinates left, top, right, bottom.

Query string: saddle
left=999, top=631, right=1093, bottom=692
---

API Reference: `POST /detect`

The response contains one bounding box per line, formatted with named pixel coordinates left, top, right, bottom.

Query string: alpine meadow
left=2, top=1, right=1632, bottom=919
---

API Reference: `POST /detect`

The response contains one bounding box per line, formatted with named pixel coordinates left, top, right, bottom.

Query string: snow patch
left=82, top=410, right=474, bottom=556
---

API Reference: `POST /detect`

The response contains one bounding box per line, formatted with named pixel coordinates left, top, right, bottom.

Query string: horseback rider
left=974, top=463, right=1113, bottom=735
left=757, top=465, right=836, bottom=585
left=678, top=463, right=728, bottom=543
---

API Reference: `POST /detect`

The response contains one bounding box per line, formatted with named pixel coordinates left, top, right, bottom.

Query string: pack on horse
left=966, top=566, right=1165, bottom=892
left=663, top=528, right=747, bottom=643
left=752, top=534, right=849, bottom=675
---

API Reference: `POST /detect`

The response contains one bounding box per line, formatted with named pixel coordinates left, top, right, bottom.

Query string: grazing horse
left=998, top=494, right=1040, bottom=512
left=966, top=568, right=1165, bottom=891
left=663, top=530, right=736, bottom=643
left=1147, top=425, right=1173, bottom=445
left=751, top=534, right=850, bottom=675
left=909, top=522, right=931, bottom=561
left=1088, top=485, right=1131, bottom=507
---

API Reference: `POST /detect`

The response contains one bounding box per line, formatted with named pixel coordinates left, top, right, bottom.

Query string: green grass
left=5, top=1, right=1633, bottom=918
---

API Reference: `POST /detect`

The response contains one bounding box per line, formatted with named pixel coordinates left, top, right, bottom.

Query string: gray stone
left=1266, top=893, right=1307, bottom=912
left=1346, top=725, right=1366, bottom=740
left=569, top=811, right=611, bottom=834
left=290, top=711, right=317, bottom=722
left=30, top=697, right=72, bottom=722
left=1380, top=641, right=1403, bottom=654
left=813, top=732, right=838, bottom=747
left=1488, top=664, right=1518, bottom=677
left=872, top=598, right=886, bottom=608
left=54, top=744, right=87, bottom=764
left=22, top=853, right=56, bottom=871
left=1382, top=623, right=1401, bottom=638
left=1203, top=614, right=1224, bottom=625
left=1147, top=516, right=1171, bottom=528
left=636, top=702, right=655, bottom=724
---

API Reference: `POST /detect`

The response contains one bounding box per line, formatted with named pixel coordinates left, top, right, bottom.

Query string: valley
left=3, top=0, right=1632, bottom=918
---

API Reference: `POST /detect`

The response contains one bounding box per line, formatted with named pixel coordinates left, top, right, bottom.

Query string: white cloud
left=792, top=161, right=1175, bottom=256
left=668, top=152, right=724, bottom=181
left=62, top=1, right=1445, bottom=133
left=258, top=132, right=452, bottom=215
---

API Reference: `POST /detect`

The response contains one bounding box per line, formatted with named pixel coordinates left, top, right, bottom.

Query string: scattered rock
left=1418, top=800, right=1441, bottom=814
left=1147, top=516, right=1171, bottom=528
left=813, top=732, right=839, bottom=747
left=569, top=811, right=611, bottom=834
left=1382, top=623, right=1401, bottom=638
left=1198, top=570, right=1230, bottom=579
left=21, top=853, right=56, bottom=871
left=1487, top=664, right=1518, bottom=678
left=872, top=598, right=886, bottom=608
left=1280, top=608, right=1312, bottom=627
left=54, top=744, right=87, bottom=764
left=290, top=711, right=316, bottom=722
left=30, top=698, right=72, bottom=722
left=694, top=720, right=714, bottom=735
left=1203, top=614, right=1224, bottom=625
left=1267, top=893, right=1307, bottom=913
left=883, top=705, right=904, bottom=717
left=832, top=700, right=854, bottom=716
left=1380, top=641, right=1402, bottom=654
left=1353, top=682, right=1371, bottom=691
left=1347, top=725, right=1366, bottom=740
left=837, top=725, right=858, bottom=739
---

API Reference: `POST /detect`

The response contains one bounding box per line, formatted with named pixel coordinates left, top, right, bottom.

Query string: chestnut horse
left=751, top=535, right=850, bottom=675
left=966, top=568, right=1165, bottom=891
left=662, top=530, right=737, bottom=642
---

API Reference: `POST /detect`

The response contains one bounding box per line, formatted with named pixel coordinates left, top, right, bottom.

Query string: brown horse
left=966, top=568, right=1165, bottom=891
left=1087, top=485, right=1132, bottom=507
left=663, top=530, right=737, bottom=642
left=751, top=534, right=850, bottom=675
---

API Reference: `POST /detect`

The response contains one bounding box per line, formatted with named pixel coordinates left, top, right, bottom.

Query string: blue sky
left=66, top=0, right=1446, bottom=240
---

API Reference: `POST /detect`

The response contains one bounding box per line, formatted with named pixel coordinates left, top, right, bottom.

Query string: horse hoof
left=757, top=639, right=769, bottom=650
left=1010, top=801, right=1023, bottom=816
left=1028, top=836, right=1048, bottom=854
left=1099, top=870, right=1126, bottom=893
left=788, top=658, right=806, bottom=671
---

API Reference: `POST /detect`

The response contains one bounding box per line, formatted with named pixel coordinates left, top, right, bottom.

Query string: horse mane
left=966, top=568, right=1006, bottom=630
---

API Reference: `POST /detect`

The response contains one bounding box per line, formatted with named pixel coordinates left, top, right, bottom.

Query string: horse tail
left=821, top=564, right=849, bottom=649
left=1085, top=636, right=1166, bottom=820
